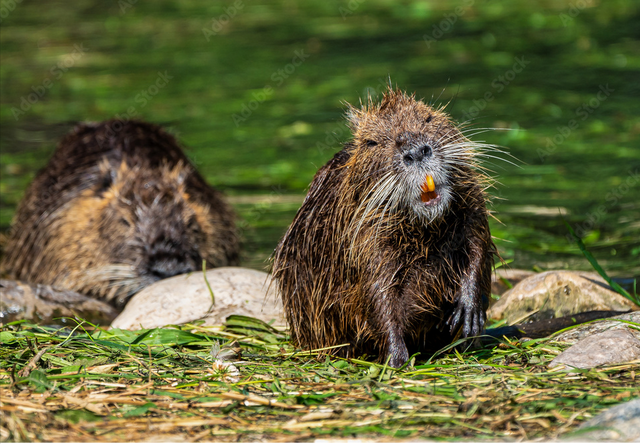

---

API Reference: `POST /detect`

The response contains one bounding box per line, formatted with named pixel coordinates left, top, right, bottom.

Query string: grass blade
left=564, top=220, right=639, bottom=305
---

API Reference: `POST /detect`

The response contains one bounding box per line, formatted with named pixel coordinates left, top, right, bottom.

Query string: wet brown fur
left=1, top=120, right=239, bottom=307
left=272, top=88, right=496, bottom=367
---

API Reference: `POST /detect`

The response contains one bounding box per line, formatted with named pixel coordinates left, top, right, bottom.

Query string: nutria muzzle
left=402, top=143, right=433, bottom=165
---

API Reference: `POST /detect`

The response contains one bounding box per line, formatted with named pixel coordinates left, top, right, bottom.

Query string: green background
left=1, top=0, right=639, bottom=275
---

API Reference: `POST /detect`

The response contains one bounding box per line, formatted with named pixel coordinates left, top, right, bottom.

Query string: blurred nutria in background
left=272, top=88, right=497, bottom=367
left=1, top=120, right=239, bottom=308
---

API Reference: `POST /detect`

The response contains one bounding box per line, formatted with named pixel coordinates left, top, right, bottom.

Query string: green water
left=1, top=0, right=639, bottom=275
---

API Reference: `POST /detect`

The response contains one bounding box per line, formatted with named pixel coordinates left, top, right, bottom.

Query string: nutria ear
left=165, top=160, right=191, bottom=186
left=94, top=158, right=118, bottom=195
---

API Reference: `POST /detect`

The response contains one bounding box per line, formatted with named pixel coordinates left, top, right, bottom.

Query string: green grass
left=1, top=316, right=639, bottom=441
left=565, top=220, right=639, bottom=306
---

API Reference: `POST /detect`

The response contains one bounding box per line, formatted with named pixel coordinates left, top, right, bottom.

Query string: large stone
left=549, top=328, right=640, bottom=370
left=111, top=267, right=284, bottom=330
left=488, top=270, right=639, bottom=324
left=0, top=279, right=118, bottom=326
left=552, top=311, right=640, bottom=344
left=490, top=268, right=536, bottom=298
left=572, top=398, right=640, bottom=441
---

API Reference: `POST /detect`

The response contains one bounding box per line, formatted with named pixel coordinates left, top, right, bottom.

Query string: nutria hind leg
left=370, top=296, right=410, bottom=367
left=385, top=328, right=409, bottom=368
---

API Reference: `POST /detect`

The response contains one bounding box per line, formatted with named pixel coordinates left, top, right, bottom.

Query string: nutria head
left=343, top=89, right=481, bottom=224
left=53, top=158, right=227, bottom=304
left=2, top=120, right=239, bottom=307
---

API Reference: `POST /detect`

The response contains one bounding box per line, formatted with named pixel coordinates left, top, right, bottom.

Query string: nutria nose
left=148, top=242, right=199, bottom=279
left=149, top=254, right=197, bottom=279
left=403, top=144, right=432, bottom=164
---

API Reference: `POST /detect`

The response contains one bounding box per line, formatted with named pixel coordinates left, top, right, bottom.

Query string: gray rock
left=553, top=311, right=640, bottom=344
left=0, top=279, right=118, bottom=326
left=111, top=267, right=284, bottom=330
left=488, top=270, right=639, bottom=324
left=549, top=328, right=640, bottom=370
left=572, top=398, right=640, bottom=441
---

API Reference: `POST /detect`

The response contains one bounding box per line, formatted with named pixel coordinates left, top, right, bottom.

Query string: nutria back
left=272, top=88, right=497, bottom=367
left=1, top=120, right=239, bottom=307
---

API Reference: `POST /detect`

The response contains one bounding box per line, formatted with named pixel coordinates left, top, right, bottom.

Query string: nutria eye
left=96, top=174, right=113, bottom=195
left=187, top=217, right=201, bottom=233
left=365, top=140, right=378, bottom=147
left=120, top=218, right=131, bottom=228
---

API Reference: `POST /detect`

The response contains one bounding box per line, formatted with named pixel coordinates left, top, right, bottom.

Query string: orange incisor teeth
left=424, top=175, right=435, bottom=192
left=421, top=175, right=437, bottom=203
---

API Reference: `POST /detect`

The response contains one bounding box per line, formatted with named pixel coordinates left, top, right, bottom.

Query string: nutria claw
left=447, top=291, right=486, bottom=338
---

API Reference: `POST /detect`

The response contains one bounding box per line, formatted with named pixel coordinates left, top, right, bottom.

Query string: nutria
left=272, top=88, right=497, bottom=367
left=1, top=120, right=239, bottom=308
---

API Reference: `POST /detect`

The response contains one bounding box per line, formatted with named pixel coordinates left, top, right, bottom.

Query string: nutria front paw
left=447, top=290, right=486, bottom=338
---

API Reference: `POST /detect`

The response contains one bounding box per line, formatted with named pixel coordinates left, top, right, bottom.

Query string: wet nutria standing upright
left=272, top=88, right=497, bottom=367
left=1, top=120, right=239, bottom=308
